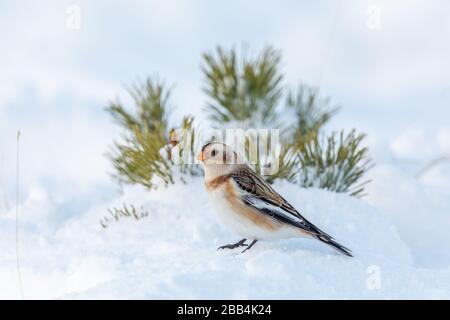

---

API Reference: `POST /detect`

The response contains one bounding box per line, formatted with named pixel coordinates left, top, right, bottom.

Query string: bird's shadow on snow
left=215, top=237, right=353, bottom=260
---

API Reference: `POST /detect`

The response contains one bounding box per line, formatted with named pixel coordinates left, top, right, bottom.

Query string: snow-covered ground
left=1, top=167, right=449, bottom=299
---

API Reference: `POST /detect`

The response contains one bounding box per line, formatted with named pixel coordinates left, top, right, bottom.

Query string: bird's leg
left=241, top=240, right=258, bottom=253
left=217, top=238, right=247, bottom=250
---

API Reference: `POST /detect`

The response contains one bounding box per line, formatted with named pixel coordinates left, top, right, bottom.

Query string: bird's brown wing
left=230, top=165, right=331, bottom=237
left=230, top=165, right=353, bottom=256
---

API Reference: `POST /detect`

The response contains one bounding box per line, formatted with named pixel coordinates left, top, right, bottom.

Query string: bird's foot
left=217, top=239, right=247, bottom=250
left=241, top=239, right=258, bottom=253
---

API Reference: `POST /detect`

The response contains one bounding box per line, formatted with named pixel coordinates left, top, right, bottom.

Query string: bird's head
left=198, top=142, right=242, bottom=180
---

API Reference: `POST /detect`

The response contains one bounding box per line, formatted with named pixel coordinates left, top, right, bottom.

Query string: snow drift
left=2, top=176, right=449, bottom=299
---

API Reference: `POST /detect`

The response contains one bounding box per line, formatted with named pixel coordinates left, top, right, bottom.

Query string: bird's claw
left=217, top=239, right=247, bottom=250
left=240, top=239, right=258, bottom=253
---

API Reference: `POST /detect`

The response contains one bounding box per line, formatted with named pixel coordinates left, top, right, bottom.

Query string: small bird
left=198, top=142, right=353, bottom=256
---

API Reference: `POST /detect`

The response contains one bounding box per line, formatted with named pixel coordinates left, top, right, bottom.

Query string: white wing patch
left=242, top=194, right=305, bottom=226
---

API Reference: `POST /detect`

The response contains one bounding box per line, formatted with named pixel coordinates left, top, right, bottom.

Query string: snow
left=2, top=173, right=450, bottom=299
left=391, top=128, right=450, bottom=161
left=366, top=164, right=450, bottom=268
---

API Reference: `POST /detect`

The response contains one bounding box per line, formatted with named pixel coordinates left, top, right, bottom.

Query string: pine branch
left=287, top=85, right=339, bottom=142
left=295, top=129, right=372, bottom=197
left=263, top=144, right=299, bottom=184
left=106, top=77, right=199, bottom=190
left=106, top=78, right=170, bottom=134
left=202, top=45, right=283, bottom=126
left=109, top=123, right=172, bottom=189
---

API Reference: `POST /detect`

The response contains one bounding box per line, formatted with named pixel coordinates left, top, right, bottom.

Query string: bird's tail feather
left=315, top=234, right=353, bottom=257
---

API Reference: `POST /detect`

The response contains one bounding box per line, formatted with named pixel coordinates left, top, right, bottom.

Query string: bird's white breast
left=206, top=183, right=302, bottom=240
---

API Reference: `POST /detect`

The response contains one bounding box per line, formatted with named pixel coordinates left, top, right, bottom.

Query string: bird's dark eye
left=211, top=149, right=217, bottom=157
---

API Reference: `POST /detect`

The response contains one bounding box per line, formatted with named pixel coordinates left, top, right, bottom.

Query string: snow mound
left=366, top=164, right=450, bottom=268
left=1, top=177, right=450, bottom=299
left=271, top=182, right=412, bottom=264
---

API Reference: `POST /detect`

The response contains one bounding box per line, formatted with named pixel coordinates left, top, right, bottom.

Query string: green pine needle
left=202, top=46, right=283, bottom=126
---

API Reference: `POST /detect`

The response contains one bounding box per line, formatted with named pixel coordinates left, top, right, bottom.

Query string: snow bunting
left=198, top=142, right=353, bottom=256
